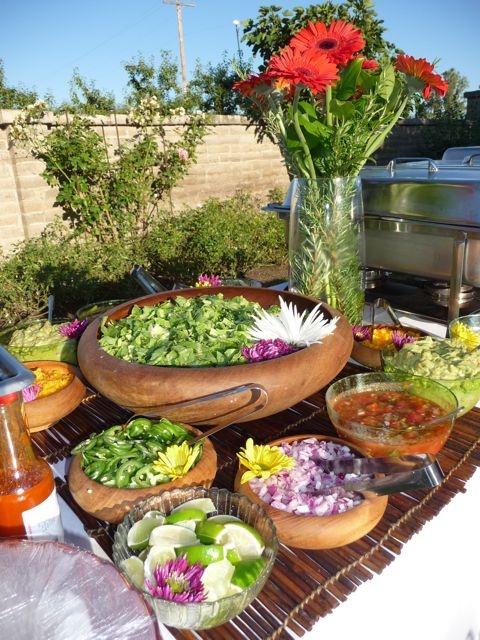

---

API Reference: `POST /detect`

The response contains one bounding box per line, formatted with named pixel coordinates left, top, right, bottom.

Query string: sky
left=2, top=0, right=480, bottom=105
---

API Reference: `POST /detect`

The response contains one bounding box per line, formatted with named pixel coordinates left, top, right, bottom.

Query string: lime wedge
left=149, top=524, right=198, bottom=547
left=138, top=547, right=149, bottom=562
left=164, top=508, right=207, bottom=525
left=175, top=543, right=224, bottom=566
left=170, top=519, right=198, bottom=531
left=231, top=557, right=267, bottom=589
left=120, top=556, right=145, bottom=590
left=207, top=515, right=242, bottom=524
left=216, top=522, right=265, bottom=560
left=143, top=544, right=177, bottom=583
left=143, top=510, right=166, bottom=521
left=225, top=547, right=242, bottom=565
left=195, top=520, right=225, bottom=544
left=171, top=497, right=216, bottom=515
left=201, top=558, right=235, bottom=601
left=127, top=517, right=165, bottom=551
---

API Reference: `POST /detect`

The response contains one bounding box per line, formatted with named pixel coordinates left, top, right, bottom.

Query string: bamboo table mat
left=32, top=362, right=480, bottom=640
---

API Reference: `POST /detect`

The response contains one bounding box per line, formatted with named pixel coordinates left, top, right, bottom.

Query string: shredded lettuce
left=99, top=293, right=272, bottom=367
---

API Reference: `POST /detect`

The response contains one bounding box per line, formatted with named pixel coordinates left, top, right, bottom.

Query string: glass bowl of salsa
left=325, top=372, right=458, bottom=456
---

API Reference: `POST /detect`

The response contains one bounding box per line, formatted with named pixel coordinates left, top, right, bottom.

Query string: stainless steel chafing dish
left=361, top=147, right=480, bottom=322
left=264, top=147, right=480, bottom=322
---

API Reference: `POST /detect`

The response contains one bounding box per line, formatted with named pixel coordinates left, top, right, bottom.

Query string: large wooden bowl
left=68, top=424, right=218, bottom=524
left=77, top=287, right=353, bottom=424
left=235, top=434, right=388, bottom=549
left=24, top=361, right=86, bottom=432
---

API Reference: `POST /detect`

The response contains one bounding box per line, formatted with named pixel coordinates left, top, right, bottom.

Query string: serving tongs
left=369, top=296, right=402, bottom=328
left=319, top=453, right=444, bottom=496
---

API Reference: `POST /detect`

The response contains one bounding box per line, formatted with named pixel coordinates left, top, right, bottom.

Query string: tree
left=241, top=0, right=397, bottom=67
left=188, top=54, right=249, bottom=114
left=0, top=59, right=39, bottom=109
left=123, top=51, right=186, bottom=111
left=59, top=69, right=116, bottom=115
left=415, top=68, right=468, bottom=119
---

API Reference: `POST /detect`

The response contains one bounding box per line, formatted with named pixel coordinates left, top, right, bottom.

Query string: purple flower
left=242, top=338, right=299, bottom=362
left=352, top=324, right=372, bottom=342
left=22, top=384, right=41, bottom=403
left=392, top=330, right=418, bottom=350
left=195, top=273, right=223, bottom=287
left=58, top=318, right=89, bottom=339
left=144, top=556, right=206, bottom=603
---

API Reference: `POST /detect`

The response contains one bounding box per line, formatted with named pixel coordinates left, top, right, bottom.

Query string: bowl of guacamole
left=382, top=336, right=480, bottom=417
left=0, top=319, right=78, bottom=365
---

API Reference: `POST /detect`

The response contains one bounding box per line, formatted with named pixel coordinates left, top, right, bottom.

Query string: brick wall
left=0, top=109, right=474, bottom=255
left=0, top=111, right=291, bottom=255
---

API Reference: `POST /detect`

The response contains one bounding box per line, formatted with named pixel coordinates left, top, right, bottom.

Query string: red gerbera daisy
left=233, top=72, right=272, bottom=97
left=353, top=55, right=379, bottom=71
left=290, top=20, right=365, bottom=66
left=395, top=54, right=449, bottom=98
left=267, top=46, right=339, bottom=95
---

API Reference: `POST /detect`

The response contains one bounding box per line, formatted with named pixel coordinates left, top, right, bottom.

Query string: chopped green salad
left=98, top=294, right=276, bottom=367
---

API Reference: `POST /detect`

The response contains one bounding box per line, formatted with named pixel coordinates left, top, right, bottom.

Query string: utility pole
left=163, top=0, right=195, bottom=95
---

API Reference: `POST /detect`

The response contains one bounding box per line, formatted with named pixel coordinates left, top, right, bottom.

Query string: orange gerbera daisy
left=267, top=46, right=339, bottom=95
left=290, top=20, right=365, bottom=66
left=395, top=54, right=449, bottom=98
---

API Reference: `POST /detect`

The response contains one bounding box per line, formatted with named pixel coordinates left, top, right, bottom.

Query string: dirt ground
left=245, top=263, right=288, bottom=287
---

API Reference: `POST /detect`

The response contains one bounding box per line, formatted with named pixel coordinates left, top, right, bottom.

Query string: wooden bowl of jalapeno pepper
left=68, top=416, right=218, bottom=524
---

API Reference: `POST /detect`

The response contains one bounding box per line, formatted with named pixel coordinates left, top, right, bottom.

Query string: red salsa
left=332, top=390, right=450, bottom=456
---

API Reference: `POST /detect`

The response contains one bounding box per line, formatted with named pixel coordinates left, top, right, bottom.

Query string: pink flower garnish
left=242, top=338, right=298, bottom=362
left=195, top=274, right=223, bottom=287
left=58, top=318, right=88, bottom=339
left=144, top=556, right=206, bottom=603
left=391, top=330, right=418, bottom=350
left=22, top=384, right=41, bottom=403
left=352, top=324, right=372, bottom=342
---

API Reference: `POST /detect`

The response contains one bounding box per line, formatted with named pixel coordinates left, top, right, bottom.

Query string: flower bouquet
left=235, top=20, right=448, bottom=323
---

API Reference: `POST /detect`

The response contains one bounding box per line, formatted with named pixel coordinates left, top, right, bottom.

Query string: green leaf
left=335, top=59, right=363, bottom=101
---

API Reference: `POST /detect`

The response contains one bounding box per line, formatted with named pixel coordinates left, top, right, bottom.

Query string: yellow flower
left=236, top=437, right=295, bottom=484
left=153, top=442, right=201, bottom=480
left=450, top=321, right=480, bottom=351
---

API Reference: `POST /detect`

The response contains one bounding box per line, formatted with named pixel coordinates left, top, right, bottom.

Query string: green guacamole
left=383, top=336, right=480, bottom=416
left=385, top=336, right=480, bottom=380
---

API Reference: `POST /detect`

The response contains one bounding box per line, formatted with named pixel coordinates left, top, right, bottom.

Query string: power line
left=163, top=0, right=195, bottom=94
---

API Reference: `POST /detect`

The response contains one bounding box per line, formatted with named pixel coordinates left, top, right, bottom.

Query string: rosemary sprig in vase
left=234, top=20, right=448, bottom=323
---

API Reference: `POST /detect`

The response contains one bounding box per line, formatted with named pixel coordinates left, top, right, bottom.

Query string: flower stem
left=292, top=87, right=317, bottom=180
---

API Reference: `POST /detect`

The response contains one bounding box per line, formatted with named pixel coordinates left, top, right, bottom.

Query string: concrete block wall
left=0, top=109, right=470, bottom=255
left=0, top=111, right=290, bottom=255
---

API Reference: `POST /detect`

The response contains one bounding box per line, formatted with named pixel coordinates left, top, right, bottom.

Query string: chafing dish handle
left=387, top=158, right=439, bottom=176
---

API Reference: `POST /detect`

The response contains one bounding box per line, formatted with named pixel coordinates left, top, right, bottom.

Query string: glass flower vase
left=288, top=176, right=365, bottom=324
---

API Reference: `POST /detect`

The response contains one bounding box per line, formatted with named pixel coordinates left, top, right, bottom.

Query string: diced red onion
left=248, top=438, right=366, bottom=516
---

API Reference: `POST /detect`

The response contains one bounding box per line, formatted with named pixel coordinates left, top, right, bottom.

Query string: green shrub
left=0, top=223, right=143, bottom=327
left=143, top=192, right=287, bottom=283
left=0, top=192, right=287, bottom=328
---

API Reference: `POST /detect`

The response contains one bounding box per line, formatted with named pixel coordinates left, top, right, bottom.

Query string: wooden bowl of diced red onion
left=234, top=435, right=388, bottom=549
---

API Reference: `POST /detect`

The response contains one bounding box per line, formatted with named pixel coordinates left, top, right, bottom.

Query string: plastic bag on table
left=0, top=539, right=161, bottom=640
